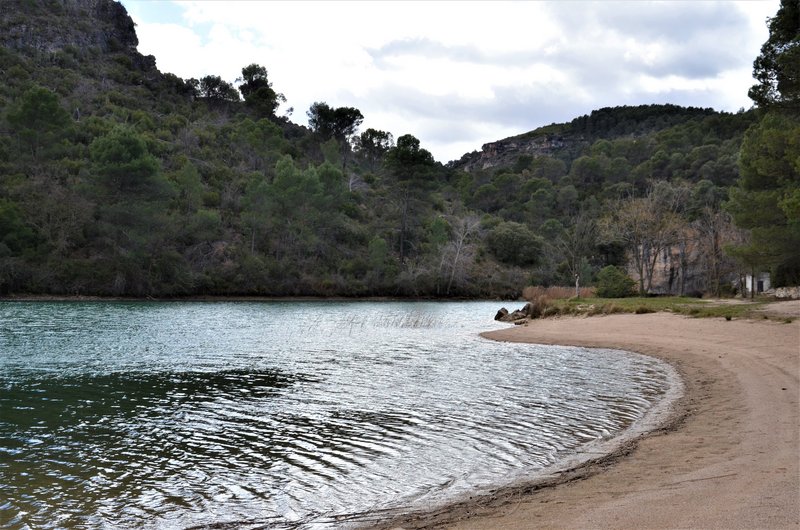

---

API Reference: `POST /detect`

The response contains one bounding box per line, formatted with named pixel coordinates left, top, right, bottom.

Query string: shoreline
left=373, top=312, right=799, bottom=529
left=0, top=294, right=488, bottom=303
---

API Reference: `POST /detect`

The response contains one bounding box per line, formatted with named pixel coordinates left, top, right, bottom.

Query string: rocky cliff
left=448, top=131, right=577, bottom=172
left=448, top=104, right=719, bottom=173
left=1, top=0, right=155, bottom=70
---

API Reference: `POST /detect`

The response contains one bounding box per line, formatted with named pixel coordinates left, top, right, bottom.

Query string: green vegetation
left=725, top=0, right=800, bottom=293
left=595, top=266, right=636, bottom=298
left=521, top=295, right=780, bottom=321
left=0, top=0, right=796, bottom=299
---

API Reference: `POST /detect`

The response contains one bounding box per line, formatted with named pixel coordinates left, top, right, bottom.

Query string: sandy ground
left=379, top=311, right=799, bottom=529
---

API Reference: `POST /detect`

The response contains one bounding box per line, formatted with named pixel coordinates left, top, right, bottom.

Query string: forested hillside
left=1, top=0, right=796, bottom=298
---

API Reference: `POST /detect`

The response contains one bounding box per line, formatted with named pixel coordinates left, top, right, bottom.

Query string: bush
left=526, top=294, right=551, bottom=318
left=486, top=221, right=543, bottom=266
left=595, top=265, right=635, bottom=298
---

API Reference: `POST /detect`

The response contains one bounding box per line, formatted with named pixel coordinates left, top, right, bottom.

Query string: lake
left=0, top=300, right=678, bottom=529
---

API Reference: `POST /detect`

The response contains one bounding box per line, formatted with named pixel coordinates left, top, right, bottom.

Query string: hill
left=0, top=0, right=765, bottom=298
left=449, top=104, right=722, bottom=173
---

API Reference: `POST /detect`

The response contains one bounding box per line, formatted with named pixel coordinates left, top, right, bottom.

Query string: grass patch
left=671, top=302, right=768, bottom=320
left=540, top=296, right=773, bottom=320
left=516, top=290, right=784, bottom=321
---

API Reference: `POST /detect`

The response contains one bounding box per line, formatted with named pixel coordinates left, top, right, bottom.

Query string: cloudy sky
left=122, top=1, right=778, bottom=163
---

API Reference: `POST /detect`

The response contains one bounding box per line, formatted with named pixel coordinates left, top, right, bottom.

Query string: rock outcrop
left=494, top=303, right=532, bottom=324
left=1, top=0, right=157, bottom=71
left=775, top=286, right=800, bottom=299
left=448, top=133, right=573, bottom=172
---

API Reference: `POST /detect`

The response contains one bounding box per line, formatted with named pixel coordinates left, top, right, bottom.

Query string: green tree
left=306, top=102, right=364, bottom=141
left=0, top=199, right=39, bottom=293
left=89, top=127, right=166, bottom=200
left=264, top=156, right=325, bottom=264
left=727, top=1, right=800, bottom=287
left=486, top=221, right=543, bottom=267
left=88, top=127, right=181, bottom=295
left=237, top=63, right=285, bottom=116
left=354, top=128, right=394, bottom=171
left=0, top=199, right=38, bottom=256
left=385, top=134, right=436, bottom=263
left=595, top=265, right=635, bottom=298
left=7, top=86, right=71, bottom=159
left=242, top=172, right=272, bottom=254
left=198, top=75, right=240, bottom=102
left=726, top=112, right=800, bottom=285
left=749, top=0, right=800, bottom=110
left=171, top=162, right=203, bottom=214
left=306, top=102, right=364, bottom=172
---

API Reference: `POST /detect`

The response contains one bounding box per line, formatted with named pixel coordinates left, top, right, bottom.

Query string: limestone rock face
left=1, top=0, right=139, bottom=54
left=447, top=134, right=572, bottom=172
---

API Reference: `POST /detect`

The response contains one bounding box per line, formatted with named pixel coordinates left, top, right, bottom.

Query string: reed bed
left=376, top=312, right=443, bottom=328
left=522, top=285, right=596, bottom=300
left=336, top=312, right=443, bottom=332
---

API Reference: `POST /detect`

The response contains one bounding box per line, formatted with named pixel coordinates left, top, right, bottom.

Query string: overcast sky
left=121, top=1, right=778, bottom=163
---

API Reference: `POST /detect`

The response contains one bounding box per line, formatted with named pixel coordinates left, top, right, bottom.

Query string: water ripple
left=0, top=301, right=676, bottom=529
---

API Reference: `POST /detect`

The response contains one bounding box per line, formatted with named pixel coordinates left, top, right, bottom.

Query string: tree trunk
left=679, top=240, right=687, bottom=296
left=399, top=190, right=409, bottom=264
left=446, top=240, right=463, bottom=295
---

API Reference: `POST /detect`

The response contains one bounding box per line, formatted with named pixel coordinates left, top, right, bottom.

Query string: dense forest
left=0, top=0, right=797, bottom=298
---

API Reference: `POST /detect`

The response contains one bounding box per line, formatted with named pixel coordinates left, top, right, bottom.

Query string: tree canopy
left=749, top=0, right=800, bottom=110
left=306, top=102, right=364, bottom=142
left=237, top=63, right=285, bottom=116
left=0, top=0, right=791, bottom=298
left=728, top=1, right=800, bottom=286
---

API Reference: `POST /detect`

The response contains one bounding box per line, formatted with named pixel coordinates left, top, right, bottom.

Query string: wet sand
left=380, top=312, right=799, bottom=529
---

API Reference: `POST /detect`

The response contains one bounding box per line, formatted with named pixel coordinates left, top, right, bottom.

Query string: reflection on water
left=0, top=301, right=674, bottom=529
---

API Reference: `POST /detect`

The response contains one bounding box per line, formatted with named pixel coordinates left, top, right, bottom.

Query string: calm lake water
left=0, top=301, right=677, bottom=529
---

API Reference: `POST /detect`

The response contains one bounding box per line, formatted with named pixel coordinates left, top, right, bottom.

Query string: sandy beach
left=380, top=309, right=799, bottom=529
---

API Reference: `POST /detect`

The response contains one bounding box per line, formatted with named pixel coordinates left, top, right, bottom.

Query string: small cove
left=0, top=300, right=678, bottom=529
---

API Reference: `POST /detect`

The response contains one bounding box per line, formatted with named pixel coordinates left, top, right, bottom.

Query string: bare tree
left=554, top=211, right=597, bottom=297
left=601, top=183, right=687, bottom=295
left=693, top=207, right=743, bottom=297
left=438, top=214, right=482, bottom=295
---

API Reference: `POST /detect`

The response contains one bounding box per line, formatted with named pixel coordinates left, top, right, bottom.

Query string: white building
left=745, top=272, right=771, bottom=295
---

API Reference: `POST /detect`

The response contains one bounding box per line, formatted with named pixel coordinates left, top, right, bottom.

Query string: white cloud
left=124, top=0, right=779, bottom=163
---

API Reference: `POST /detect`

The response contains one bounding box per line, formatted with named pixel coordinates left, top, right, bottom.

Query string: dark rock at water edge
left=495, top=304, right=530, bottom=323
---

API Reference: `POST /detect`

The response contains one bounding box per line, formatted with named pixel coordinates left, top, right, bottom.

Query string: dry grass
left=526, top=294, right=551, bottom=318
left=512, top=291, right=792, bottom=323
left=522, top=285, right=596, bottom=301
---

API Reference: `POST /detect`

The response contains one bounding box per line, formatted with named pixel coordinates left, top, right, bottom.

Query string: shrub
left=596, top=265, right=635, bottom=298
left=542, top=306, right=561, bottom=318
left=602, top=303, right=625, bottom=314
left=527, top=294, right=551, bottom=318
left=486, top=221, right=543, bottom=266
